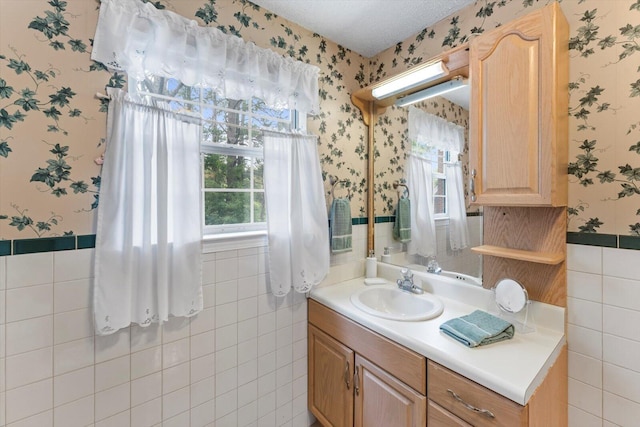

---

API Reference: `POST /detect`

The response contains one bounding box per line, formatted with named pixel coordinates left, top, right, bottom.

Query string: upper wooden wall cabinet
left=469, top=2, right=569, bottom=207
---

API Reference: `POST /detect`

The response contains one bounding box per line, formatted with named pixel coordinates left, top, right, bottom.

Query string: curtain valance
left=408, top=107, right=465, bottom=154
left=92, top=0, right=320, bottom=113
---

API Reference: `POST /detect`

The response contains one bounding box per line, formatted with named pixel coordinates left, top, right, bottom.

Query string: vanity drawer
left=427, top=361, right=527, bottom=427
left=428, top=400, right=472, bottom=426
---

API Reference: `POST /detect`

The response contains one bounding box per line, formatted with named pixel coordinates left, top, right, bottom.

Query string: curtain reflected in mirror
left=376, top=92, right=483, bottom=283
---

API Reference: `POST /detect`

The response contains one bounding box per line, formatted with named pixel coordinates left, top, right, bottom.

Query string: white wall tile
left=568, top=270, right=602, bottom=303
left=95, top=355, right=130, bottom=392
left=163, top=362, right=190, bottom=394
left=215, top=389, right=238, bottom=420
left=94, top=409, right=130, bottom=427
left=53, top=337, right=93, bottom=376
left=131, top=346, right=162, bottom=380
left=190, top=353, right=215, bottom=383
left=0, top=257, right=5, bottom=290
left=5, top=347, right=52, bottom=390
left=190, top=400, right=215, bottom=427
left=130, top=324, right=161, bottom=353
left=5, top=316, right=52, bottom=356
left=568, top=405, right=603, bottom=427
left=603, top=305, right=640, bottom=341
left=568, top=324, right=602, bottom=360
left=162, top=387, right=190, bottom=420
left=53, top=249, right=93, bottom=282
left=131, top=397, right=162, bottom=427
left=603, top=248, right=640, bottom=280
left=238, top=360, right=258, bottom=387
left=216, top=279, right=238, bottom=305
left=131, top=372, right=162, bottom=407
left=95, top=328, right=130, bottom=363
left=569, top=351, right=602, bottom=388
left=0, top=291, right=5, bottom=325
left=162, top=338, right=189, bottom=369
left=190, top=330, right=215, bottom=360
left=238, top=276, right=258, bottom=299
left=603, top=334, right=640, bottom=373
left=161, top=410, right=190, bottom=427
left=95, top=383, right=130, bottom=421
left=603, top=275, right=640, bottom=311
left=6, top=284, right=52, bottom=323
left=603, top=363, right=640, bottom=404
left=568, top=297, right=602, bottom=331
left=6, top=253, right=53, bottom=289
left=6, top=410, right=52, bottom=427
left=53, top=278, right=91, bottom=313
left=568, top=244, right=602, bottom=275
left=53, top=308, right=92, bottom=345
left=215, top=324, right=238, bottom=351
left=238, top=297, right=258, bottom=322
left=53, top=366, right=94, bottom=407
left=162, top=316, right=190, bottom=343
left=238, top=318, right=258, bottom=343
left=238, top=254, right=259, bottom=278
left=215, top=302, right=238, bottom=328
left=216, top=257, right=238, bottom=282
left=215, top=368, right=237, bottom=396
left=5, top=378, right=52, bottom=424
left=190, top=307, right=215, bottom=335
left=190, top=376, right=215, bottom=408
left=238, top=380, right=258, bottom=409
left=603, top=391, right=640, bottom=427
left=53, top=395, right=94, bottom=427
left=569, top=378, right=602, bottom=417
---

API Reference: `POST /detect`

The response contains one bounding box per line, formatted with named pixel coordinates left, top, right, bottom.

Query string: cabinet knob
left=447, top=389, right=495, bottom=418
left=470, top=169, right=477, bottom=202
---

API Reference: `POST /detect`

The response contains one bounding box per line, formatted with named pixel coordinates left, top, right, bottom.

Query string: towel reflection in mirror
left=404, top=107, right=470, bottom=258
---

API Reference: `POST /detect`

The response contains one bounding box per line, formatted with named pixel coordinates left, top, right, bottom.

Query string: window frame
left=128, top=76, right=302, bottom=248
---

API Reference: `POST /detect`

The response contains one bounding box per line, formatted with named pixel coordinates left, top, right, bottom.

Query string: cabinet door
left=428, top=400, right=472, bottom=427
left=469, top=3, right=568, bottom=206
left=355, top=355, right=426, bottom=427
left=308, top=324, right=354, bottom=427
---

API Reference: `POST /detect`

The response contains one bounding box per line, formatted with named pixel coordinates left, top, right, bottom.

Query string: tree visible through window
left=132, top=76, right=295, bottom=234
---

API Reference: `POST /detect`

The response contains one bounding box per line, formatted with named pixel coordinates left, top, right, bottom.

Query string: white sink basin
left=350, top=286, right=444, bottom=321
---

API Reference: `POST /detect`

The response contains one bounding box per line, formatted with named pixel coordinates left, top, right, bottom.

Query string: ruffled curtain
left=92, top=0, right=320, bottom=113
left=263, top=132, right=329, bottom=296
left=406, top=154, right=437, bottom=257
left=94, top=88, right=203, bottom=335
left=408, top=107, right=469, bottom=251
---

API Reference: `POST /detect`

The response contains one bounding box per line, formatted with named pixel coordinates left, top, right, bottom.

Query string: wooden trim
left=308, top=299, right=427, bottom=394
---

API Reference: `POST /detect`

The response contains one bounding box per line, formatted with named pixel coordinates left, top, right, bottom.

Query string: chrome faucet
left=426, top=256, right=442, bottom=274
left=396, top=268, right=424, bottom=294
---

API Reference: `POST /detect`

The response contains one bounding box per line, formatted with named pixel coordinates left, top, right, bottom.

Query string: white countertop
left=309, top=264, right=565, bottom=406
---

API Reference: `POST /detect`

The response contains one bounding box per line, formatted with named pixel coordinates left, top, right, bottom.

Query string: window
left=132, top=76, right=296, bottom=236
left=413, top=146, right=449, bottom=219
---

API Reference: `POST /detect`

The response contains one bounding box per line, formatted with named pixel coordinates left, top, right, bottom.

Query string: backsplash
left=0, top=246, right=321, bottom=426
left=567, top=244, right=640, bottom=426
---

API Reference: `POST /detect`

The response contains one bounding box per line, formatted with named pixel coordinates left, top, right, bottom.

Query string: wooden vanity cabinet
left=309, top=299, right=426, bottom=427
left=469, top=2, right=568, bottom=207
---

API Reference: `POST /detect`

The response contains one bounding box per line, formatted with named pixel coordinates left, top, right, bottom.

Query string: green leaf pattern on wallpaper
left=1, top=0, right=639, bottom=239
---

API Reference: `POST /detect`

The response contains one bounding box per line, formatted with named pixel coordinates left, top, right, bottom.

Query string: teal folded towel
left=440, top=310, right=514, bottom=348
left=393, top=198, right=411, bottom=243
left=330, top=198, right=352, bottom=253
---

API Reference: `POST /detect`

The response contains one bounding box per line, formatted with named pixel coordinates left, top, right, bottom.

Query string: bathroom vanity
left=307, top=270, right=566, bottom=427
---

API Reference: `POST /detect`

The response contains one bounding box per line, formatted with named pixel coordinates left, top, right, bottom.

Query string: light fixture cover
left=371, top=61, right=447, bottom=100
left=395, top=78, right=468, bottom=107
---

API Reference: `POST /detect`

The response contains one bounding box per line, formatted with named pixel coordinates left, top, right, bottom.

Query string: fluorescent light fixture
left=371, top=61, right=447, bottom=100
left=394, top=78, right=468, bottom=107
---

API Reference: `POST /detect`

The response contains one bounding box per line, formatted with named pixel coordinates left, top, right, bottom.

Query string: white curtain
left=446, top=163, right=470, bottom=250
left=94, top=88, right=203, bottom=335
left=91, top=0, right=320, bottom=114
left=406, top=154, right=437, bottom=257
left=408, top=107, right=469, bottom=251
left=263, top=132, right=329, bottom=297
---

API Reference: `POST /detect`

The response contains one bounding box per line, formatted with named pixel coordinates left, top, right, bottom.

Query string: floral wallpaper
left=0, top=0, right=638, bottom=240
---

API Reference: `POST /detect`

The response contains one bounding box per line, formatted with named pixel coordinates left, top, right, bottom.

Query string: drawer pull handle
left=447, top=389, right=495, bottom=419
left=354, top=366, right=360, bottom=396
left=344, top=361, right=350, bottom=390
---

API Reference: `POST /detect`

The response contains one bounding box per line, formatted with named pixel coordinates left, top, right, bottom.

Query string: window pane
left=434, top=178, right=446, bottom=196
left=204, top=192, right=250, bottom=226
left=203, top=154, right=252, bottom=189
left=254, top=158, right=264, bottom=189
left=434, top=196, right=446, bottom=215
left=254, top=192, right=266, bottom=222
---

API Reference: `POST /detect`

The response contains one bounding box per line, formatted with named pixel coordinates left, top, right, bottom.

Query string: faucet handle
left=400, top=268, right=413, bottom=280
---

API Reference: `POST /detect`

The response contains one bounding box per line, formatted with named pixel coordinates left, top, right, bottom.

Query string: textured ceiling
left=251, top=0, right=475, bottom=57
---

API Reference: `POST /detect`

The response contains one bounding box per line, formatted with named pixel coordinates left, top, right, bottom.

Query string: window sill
left=202, top=230, right=268, bottom=253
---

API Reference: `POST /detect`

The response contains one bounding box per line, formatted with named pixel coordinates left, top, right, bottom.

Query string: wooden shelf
left=471, top=245, right=565, bottom=265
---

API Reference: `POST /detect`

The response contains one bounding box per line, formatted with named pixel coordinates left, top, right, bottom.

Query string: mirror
left=351, top=45, right=483, bottom=284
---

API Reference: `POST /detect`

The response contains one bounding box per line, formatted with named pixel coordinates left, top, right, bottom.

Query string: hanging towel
left=439, top=310, right=515, bottom=348
left=393, top=198, right=411, bottom=243
left=330, top=198, right=352, bottom=253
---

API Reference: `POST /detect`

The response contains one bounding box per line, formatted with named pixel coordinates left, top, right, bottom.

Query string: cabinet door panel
left=428, top=400, right=473, bottom=427
left=355, top=355, right=426, bottom=427
left=309, top=324, right=354, bottom=427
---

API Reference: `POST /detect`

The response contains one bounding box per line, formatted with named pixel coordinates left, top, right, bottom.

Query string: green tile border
left=77, top=234, right=97, bottom=249
left=0, top=240, right=11, bottom=256
left=566, top=232, right=618, bottom=248
left=13, top=236, right=76, bottom=255
left=619, top=235, right=640, bottom=250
